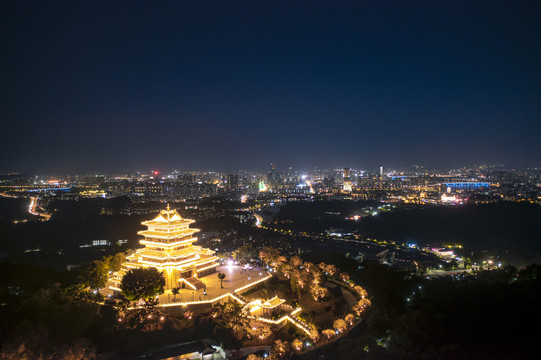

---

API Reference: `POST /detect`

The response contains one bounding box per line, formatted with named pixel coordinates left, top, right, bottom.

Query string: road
left=28, top=197, right=51, bottom=220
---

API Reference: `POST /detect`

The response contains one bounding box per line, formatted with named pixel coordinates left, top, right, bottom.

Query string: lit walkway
left=160, top=265, right=269, bottom=304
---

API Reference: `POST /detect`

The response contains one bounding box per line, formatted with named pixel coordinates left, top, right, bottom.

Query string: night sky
left=2, top=1, right=540, bottom=174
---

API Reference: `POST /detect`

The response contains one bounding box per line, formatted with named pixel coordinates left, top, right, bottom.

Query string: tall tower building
left=378, top=164, right=383, bottom=189
left=109, top=205, right=219, bottom=292
left=226, top=174, right=239, bottom=190
left=343, top=167, right=352, bottom=192
left=267, top=163, right=277, bottom=187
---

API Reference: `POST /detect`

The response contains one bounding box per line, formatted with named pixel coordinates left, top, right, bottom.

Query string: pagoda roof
left=261, top=296, right=286, bottom=308
left=142, top=206, right=195, bottom=227
left=138, top=229, right=199, bottom=240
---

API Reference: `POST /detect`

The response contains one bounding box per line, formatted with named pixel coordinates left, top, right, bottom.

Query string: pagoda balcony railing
left=141, top=256, right=189, bottom=264
left=140, top=237, right=194, bottom=245
left=144, top=227, right=195, bottom=234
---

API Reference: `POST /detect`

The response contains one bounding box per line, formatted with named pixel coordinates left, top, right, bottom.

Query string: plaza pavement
left=160, top=265, right=268, bottom=304
left=102, top=265, right=270, bottom=305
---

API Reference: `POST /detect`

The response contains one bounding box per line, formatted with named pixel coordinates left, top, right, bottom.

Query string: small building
left=247, top=296, right=286, bottom=317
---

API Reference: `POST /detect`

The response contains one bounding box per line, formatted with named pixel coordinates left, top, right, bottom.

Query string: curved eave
left=140, top=238, right=197, bottom=247
left=137, top=230, right=199, bottom=239
left=142, top=219, right=195, bottom=227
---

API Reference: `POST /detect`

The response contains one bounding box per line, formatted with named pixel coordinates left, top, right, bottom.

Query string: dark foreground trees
left=119, top=268, right=166, bottom=330
left=0, top=256, right=133, bottom=360
left=304, top=260, right=541, bottom=360
left=0, top=285, right=101, bottom=359
left=79, top=253, right=126, bottom=292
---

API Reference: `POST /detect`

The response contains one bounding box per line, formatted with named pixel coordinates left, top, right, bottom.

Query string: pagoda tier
left=110, top=205, right=219, bottom=292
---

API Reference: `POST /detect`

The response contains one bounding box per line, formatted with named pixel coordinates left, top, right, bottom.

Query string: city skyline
left=2, top=3, right=541, bottom=359
left=2, top=1, right=540, bottom=173
left=1, top=162, right=537, bottom=178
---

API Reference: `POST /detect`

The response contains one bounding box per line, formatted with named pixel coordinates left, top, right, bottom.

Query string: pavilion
left=110, top=205, right=220, bottom=293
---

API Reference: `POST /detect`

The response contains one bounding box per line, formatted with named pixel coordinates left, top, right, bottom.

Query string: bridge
left=443, top=182, right=490, bottom=190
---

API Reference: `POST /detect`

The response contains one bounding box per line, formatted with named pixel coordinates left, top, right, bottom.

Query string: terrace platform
left=159, top=265, right=269, bottom=305
left=103, top=265, right=271, bottom=307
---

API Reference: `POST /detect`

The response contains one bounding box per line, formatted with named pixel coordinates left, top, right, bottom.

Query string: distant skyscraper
left=268, top=162, right=279, bottom=188
left=343, top=167, right=352, bottom=192
left=378, top=164, right=383, bottom=189
left=226, top=174, right=239, bottom=190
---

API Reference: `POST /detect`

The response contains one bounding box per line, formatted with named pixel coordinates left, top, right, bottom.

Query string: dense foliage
left=0, top=262, right=117, bottom=359
left=302, top=261, right=541, bottom=360
left=120, top=267, right=165, bottom=302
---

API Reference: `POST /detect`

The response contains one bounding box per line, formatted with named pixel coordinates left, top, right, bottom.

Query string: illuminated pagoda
left=110, top=205, right=219, bottom=292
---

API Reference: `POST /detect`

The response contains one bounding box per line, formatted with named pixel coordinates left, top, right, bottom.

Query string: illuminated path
left=28, top=197, right=51, bottom=220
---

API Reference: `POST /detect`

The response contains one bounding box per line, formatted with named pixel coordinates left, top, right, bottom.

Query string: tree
left=279, top=263, right=294, bottom=279
left=80, top=259, right=109, bottom=291
left=311, top=268, right=324, bottom=285
left=272, top=339, right=290, bottom=359
left=353, top=285, right=368, bottom=298
left=291, top=338, right=303, bottom=352
left=120, top=267, right=165, bottom=302
left=248, top=320, right=272, bottom=339
left=106, top=252, right=125, bottom=272
left=289, top=255, right=303, bottom=267
left=218, top=272, right=226, bottom=288
left=290, top=277, right=302, bottom=300
left=311, top=284, right=329, bottom=301
left=259, top=246, right=281, bottom=267
left=326, top=264, right=338, bottom=277
left=1, top=333, right=96, bottom=360
left=359, top=297, right=371, bottom=307
left=233, top=244, right=257, bottom=263
left=318, top=262, right=338, bottom=276
left=345, top=313, right=355, bottom=326
left=274, top=255, right=287, bottom=268
left=1, top=285, right=99, bottom=359
left=333, top=319, right=348, bottom=333
left=304, top=262, right=316, bottom=273
left=247, top=354, right=263, bottom=360
left=128, top=297, right=163, bottom=329
left=322, top=329, right=335, bottom=339
left=353, top=298, right=371, bottom=316
left=172, top=287, right=180, bottom=300
left=291, top=268, right=309, bottom=290
left=340, top=272, right=350, bottom=283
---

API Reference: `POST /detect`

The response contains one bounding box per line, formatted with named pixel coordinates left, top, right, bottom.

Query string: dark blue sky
left=1, top=1, right=540, bottom=173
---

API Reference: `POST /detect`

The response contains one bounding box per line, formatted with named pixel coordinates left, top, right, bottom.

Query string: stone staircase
left=185, top=277, right=206, bottom=290
left=234, top=293, right=249, bottom=303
